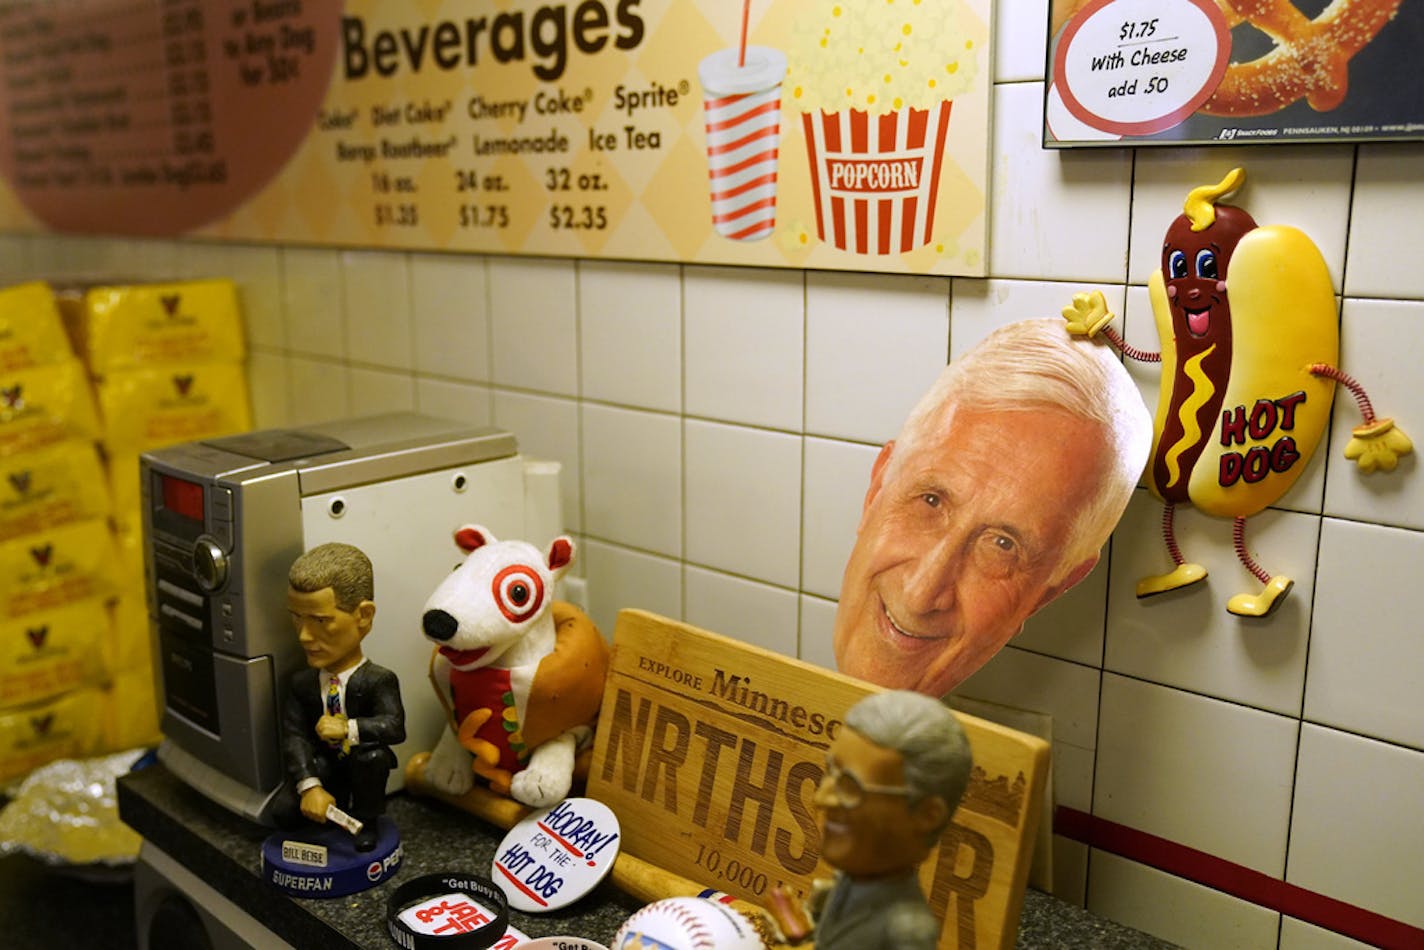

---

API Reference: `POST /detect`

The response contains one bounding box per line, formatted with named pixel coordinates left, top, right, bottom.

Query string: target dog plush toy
left=420, top=526, right=609, bottom=808
left=1065, top=167, right=1411, bottom=617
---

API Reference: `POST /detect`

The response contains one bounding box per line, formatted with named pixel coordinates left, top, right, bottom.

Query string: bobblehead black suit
left=279, top=660, right=405, bottom=845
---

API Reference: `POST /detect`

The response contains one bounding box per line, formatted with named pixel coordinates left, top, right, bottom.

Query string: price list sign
left=0, top=0, right=340, bottom=234
left=1045, top=0, right=1424, bottom=146
left=0, top=0, right=992, bottom=277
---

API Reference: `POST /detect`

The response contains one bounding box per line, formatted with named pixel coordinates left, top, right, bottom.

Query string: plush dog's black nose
left=422, top=608, right=458, bottom=641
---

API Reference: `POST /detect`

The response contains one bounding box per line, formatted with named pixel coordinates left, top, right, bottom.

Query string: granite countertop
left=117, top=764, right=1176, bottom=948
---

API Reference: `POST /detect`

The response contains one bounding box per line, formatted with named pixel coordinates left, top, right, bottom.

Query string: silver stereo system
left=141, top=413, right=562, bottom=824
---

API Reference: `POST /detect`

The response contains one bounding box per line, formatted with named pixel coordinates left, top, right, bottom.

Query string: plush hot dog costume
left=1065, top=167, right=1411, bottom=617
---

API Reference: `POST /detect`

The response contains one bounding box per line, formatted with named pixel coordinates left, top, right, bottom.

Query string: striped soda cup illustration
left=698, top=46, right=788, bottom=242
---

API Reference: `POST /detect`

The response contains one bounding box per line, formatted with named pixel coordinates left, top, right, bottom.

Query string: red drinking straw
left=738, top=0, right=750, bottom=66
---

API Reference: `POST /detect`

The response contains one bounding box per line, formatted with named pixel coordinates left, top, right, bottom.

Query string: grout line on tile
left=574, top=259, right=587, bottom=540
left=679, top=267, right=689, bottom=622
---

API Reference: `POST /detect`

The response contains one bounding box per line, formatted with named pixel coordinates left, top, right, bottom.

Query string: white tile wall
left=410, top=253, right=491, bottom=383
left=684, top=265, right=803, bottom=430
left=1307, top=518, right=1424, bottom=750
left=580, top=402, right=680, bottom=555
left=415, top=378, right=493, bottom=428
left=949, top=278, right=1127, bottom=361
left=488, top=257, right=578, bottom=396
left=579, top=260, right=681, bottom=412
left=1345, top=143, right=1424, bottom=299
left=346, top=365, right=416, bottom=417
left=0, top=234, right=31, bottom=283
left=1279, top=918, right=1375, bottom=950
left=244, top=351, right=290, bottom=429
left=342, top=250, right=413, bottom=371
left=581, top=539, right=682, bottom=641
left=955, top=646, right=1100, bottom=813
left=1014, top=556, right=1110, bottom=668
left=101, top=236, right=180, bottom=280
left=684, top=419, right=801, bottom=588
left=495, top=389, right=582, bottom=535
left=799, top=437, right=877, bottom=599
left=220, top=243, right=284, bottom=351
left=684, top=565, right=799, bottom=657
left=8, top=47, right=1423, bottom=950
left=1324, top=297, right=1424, bottom=530
left=804, top=271, right=950, bottom=442
left=1088, top=851, right=1282, bottom=949
left=798, top=594, right=837, bottom=671
left=286, top=353, right=350, bottom=423
left=1094, top=674, right=1297, bottom=876
left=1105, top=494, right=1318, bottom=716
left=1288, top=725, right=1424, bottom=930
left=989, top=82, right=1132, bottom=282
left=282, top=246, right=346, bottom=359
left=993, top=0, right=1048, bottom=83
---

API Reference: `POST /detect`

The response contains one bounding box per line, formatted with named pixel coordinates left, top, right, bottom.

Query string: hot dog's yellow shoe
left=1226, top=575, right=1294, bottom=617
left=1136, top=563, right=1208, bottom=598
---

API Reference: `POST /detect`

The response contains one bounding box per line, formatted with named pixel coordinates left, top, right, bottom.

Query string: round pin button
left=491, top=797, right=621, bottom=913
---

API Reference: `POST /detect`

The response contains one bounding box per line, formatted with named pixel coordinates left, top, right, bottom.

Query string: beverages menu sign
left=0, top=0, right=991, bottom=276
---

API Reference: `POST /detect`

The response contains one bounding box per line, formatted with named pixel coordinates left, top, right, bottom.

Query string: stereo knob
left=192, top=536, right=229, bottom=592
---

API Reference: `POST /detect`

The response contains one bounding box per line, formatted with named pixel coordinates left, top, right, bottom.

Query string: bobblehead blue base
left=262, top=817, right=401, bottom=898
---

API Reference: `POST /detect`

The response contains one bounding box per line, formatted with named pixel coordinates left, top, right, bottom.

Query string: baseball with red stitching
left=611, top=896, right=767, bottom=950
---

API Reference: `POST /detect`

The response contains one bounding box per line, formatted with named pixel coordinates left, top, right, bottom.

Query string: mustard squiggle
left=1163, top=344, right=1218, bottom=489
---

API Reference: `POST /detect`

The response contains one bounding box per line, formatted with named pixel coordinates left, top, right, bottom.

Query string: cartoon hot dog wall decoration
left=1065, top=167, right=1412, bottom=617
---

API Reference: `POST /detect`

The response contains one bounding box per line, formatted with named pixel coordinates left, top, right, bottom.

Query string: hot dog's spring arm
left=1309, top=363, right=1376, bottom=424
left=1100, top=326, right=1162, bottom=364
left=1309, top=362, right=1413, bottom=473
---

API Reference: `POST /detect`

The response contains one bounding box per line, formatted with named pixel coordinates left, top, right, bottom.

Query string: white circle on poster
left=492, top=798, right=621, bottom=913
left=1046, top=82, right=1123, bottom=143
left=1053, top=0, right=1230, bottom=136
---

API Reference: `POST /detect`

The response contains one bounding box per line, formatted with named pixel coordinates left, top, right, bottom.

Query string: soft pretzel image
left=1199, top=0, right=1403, bottom=116
left=1064, top=168, right=1411, bottom=617
left=1050, top=0, right=1403, bottom=119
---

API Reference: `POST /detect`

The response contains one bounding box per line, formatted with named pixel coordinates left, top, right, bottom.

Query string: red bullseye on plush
left=492, top=565, right=544, bottom=624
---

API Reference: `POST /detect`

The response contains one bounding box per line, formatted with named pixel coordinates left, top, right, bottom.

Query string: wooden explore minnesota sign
left=587, top=610, right=1050, bottom=949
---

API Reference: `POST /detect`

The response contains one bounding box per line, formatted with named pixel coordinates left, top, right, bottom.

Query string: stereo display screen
left=160, top=474, right=205, bottom=521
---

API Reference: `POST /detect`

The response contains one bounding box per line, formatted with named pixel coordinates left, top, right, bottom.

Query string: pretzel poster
left=0, top=0, right=991, bottom=276
left=1044, top=0, right=1424, bottom=146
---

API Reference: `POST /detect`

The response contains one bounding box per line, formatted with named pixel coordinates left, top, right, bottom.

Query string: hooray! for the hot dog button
left=491, top=797, right=621, bottom=913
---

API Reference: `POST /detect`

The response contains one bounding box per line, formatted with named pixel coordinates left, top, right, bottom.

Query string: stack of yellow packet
left=55, top=277, right=253, bottom=757
left=0, top=440, right=109, bottom=543
left=0, top=283, right=101, bottom=457
left=0, top=282, right=77, bottom=372
left=0, top=688, right=103, bottom=783
left=0, top=599, right=108, bottom=709
left=57, top=279, right=252, bottom=522
left=0, top=283, right=113, bottom=777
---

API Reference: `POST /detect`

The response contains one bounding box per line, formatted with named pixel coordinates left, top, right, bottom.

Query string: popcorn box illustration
left=789, top=1, right=979, bottom=255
